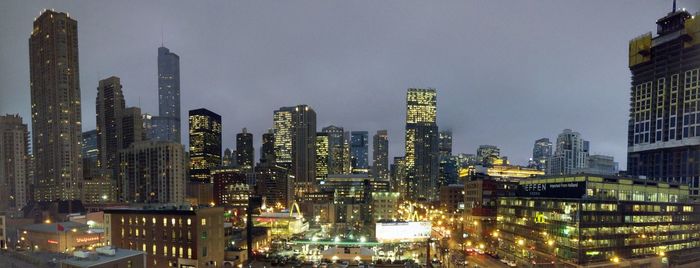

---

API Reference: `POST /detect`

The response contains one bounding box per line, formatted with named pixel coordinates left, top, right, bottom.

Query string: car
left=507, top=261, right=517, bottom=267
left=500, top=259, right=509, bottom=263
left=319, top=262, right=328, bottom=268
left=339, top=260, right=349, bottom=268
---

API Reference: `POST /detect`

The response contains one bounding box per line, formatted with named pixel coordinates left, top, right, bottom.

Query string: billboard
left=516, top=181, right=587, bottom=198
left=375, top=221, right=431, bottom=243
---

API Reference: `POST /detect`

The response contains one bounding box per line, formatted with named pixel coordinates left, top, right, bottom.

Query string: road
left=465, top=254, right=508, bottom=268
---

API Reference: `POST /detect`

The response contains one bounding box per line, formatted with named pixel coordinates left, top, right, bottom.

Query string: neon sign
left=47, top=240, right=59, bottom=244
left=75, top=236, right=100, bottom=243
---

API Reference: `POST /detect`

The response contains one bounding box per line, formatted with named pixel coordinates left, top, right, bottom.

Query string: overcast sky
left=2, top=0, right=699, bottom=168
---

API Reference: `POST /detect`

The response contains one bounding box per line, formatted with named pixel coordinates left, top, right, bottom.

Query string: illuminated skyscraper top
left=406, top=88, right=437, bottom=124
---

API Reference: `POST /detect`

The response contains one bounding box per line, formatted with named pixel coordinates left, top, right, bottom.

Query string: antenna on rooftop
left=673, top=0, right=677, bottom=13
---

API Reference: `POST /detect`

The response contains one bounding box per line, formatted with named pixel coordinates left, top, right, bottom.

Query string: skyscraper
left=96, top=76, right=125, bottom=171
left=316, top=132, right=329, bottom=181
left=373, top=130, right=389, bottom=181
left=273, top=105, right=317, bottom=195
left=350, top=131, right=369, bottom=173
left=29, top=10, right=83, bottom=201
left=477, top=145, right=501, bottom=166
left=531, top=138, right=552, bottom=171
left=260, top=129, right=275, bottom=165
left=405, top=88, right=439, bottom=201
left=81, top=130, right=99, bottom=179
left=236, top=128, right=254, bottom=172
left=223, top=148, right=234, bottom=167
left=322, top=125, right=346, bottom=175
left=120, top=107, right=145, bottom=149
left=627, top=6, right=700, bottom=197
left=547, top=129, right=589, bottom=175
left=154, top=46, right=181, bottom=143
left=188, top=109, right=222, bottom=183
left=0, top=115, right=30, bottom=211
left=438, top=130, right=453, bottom=158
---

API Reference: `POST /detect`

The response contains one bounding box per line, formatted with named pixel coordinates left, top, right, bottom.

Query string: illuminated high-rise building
left=96, top=76, right=126, bottom=171
left=81, top=130, right=99, bottom=179
left=188, top=109, right=222, bottom=183
left=0, top=115, right=30, bottom=211
left=547, top=129, right=589, bottom=175
left=273, top=105, right=316, bottom=195
left=477, top=145, right=501, bottom=166
left=316, top=132, right=329, bottom=181
left=29, top=10, right=83, bottom=201
left=627, top=6, right=700, bottom=198
left=350, top=131, right=369, bottom=173
left=322, top=125, right=347, bottom=175
left=404, top=88, right=439, bottom=201
left=153, top=46, right=181, bottom=143
left=373, top=130, right=389, bottom=181
left=236, top=128, right=254, bottom=172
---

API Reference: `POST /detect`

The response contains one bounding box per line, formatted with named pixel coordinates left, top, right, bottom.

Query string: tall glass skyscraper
left=188, top=108, right=222, bottom=183
left=405, top=88, right=439, bottom=201
left=373, top=130, right=389, bottom=181
left=350, top=131, right=369, bottom=173
left=155, top=46, right=181, bottom=143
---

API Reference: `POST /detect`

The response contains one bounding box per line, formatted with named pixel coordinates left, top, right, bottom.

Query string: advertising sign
left=517, top=181, right=586, bottom=198
left=375, top=221, right=431, bottom=243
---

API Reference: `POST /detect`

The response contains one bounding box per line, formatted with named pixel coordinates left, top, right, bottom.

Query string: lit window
left=187, top=218, right=191, bottom=226
left=152, top=217, right=156, bottom=224
left=171, top=218, right=176, bottom=226
left=201, top=218, right=206, bottom=226
left=187, top=247, right=192, bottom=259
left=163, top=218, right=167, bottom=227
left=142, top=243, right=146, bottom=252
left=179, top=247, right=184, bottom=258
left=152, top=244, right=156, bottom=254
left=172, top=246, right=176, bottom=257
left=163, top=246, right=168, bottom=256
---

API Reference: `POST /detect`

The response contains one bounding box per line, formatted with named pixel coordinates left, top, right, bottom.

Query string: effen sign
left=517, top=181, right=586, bottom=198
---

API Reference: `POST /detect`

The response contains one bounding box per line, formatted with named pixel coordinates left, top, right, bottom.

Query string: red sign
left=47, top=240, right=59, bottom=244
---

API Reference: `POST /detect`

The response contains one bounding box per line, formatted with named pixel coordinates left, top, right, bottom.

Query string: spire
left=160, top=24, right=164, bottom=47
left=673, top=0, right=677, bottom=13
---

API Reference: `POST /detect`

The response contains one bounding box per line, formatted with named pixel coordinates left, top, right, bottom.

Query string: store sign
left=375, top=221, right=431, bottom=243
left=517, top=181, right=586, bottom=198
left=75, top=236, right=100, bottom=244
left=534, top=212, right=546, bottom=224
left=47, top=240, right=59, bottom=244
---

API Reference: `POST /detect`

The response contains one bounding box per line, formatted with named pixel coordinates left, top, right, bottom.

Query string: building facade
left=405, top=88, right=439, bottom=201
left=29, top=10, right=83, bottom=201
left=350, top=131, right=369, bottom=173
left=322, top=125, right=347, bottom=175
left=532, top=138, right=552, bottom=171
left=547, top=129, right=589, bottom=175
left=117, top=141, right=186, bottom=203
left=315, top=133, right=329, bottom=181
left=235, top=128, right=254, bottom=172
left=96, top=76, right=126, bottom=171
left=497, top=174, right=700, bottom=267
left=188, top=109, right=222, bottom=183
left=104, top=206, right=224, bottom=268
left=627, top=7, right=700, bottom=198
left=155, top=46, right=181, bottom=143
left=372, top=130, right=389, bottom=181
left=273, top=105, right=316, bottom=196
left=0, top=114, right=30, bottom=211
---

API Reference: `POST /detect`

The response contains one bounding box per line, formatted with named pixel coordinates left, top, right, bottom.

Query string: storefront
left=18, top=221, right=104, bottom=253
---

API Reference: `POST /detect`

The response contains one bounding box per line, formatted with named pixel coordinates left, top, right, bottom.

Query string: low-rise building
left=18, top=221, right=104, bottom=253
left=370, top=192, right=400, bottom=222
left=104, top=205, right=224, bottom=268
left=60, top=247, right=146, bottom=268
left=439, top=184, right=464, bottom=213
left=497, top=174, right=700, bottom=267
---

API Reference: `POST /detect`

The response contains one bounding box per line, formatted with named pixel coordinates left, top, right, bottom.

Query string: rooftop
left=22, top=221, right=87, bottom=234
left=61, top=248, right=145, bottom=268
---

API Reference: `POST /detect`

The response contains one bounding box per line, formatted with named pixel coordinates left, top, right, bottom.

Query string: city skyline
left=3, top=1, right=700, bottom=167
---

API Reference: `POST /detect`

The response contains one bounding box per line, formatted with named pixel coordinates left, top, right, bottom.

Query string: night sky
left=2, top=0, right=699, bottom=167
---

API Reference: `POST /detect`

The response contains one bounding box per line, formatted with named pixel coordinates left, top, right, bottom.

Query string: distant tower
left=260, top=129, right=275, bottom=165
left=96, top=76, right=126, bottom=171
left=155, top=46, right=181, bottom=143
left=29, top=10, right=83, bottom=201
left=273, top=105, right=316, bottom=196
left=322, top=125, right=346, bottom=175
left=236, top=128, right=254, bottom=172
left=373, top=130, right=389, bottom=180
left=350, top=131, right=369, bottom=173
left=404, top=88, right=439, bottom=201
left=532, top=138, right=552, bottom=171
left=188, top=109, right=222, bottom=183
left=316, top=132, right=329, bottom=180
left=547, top=129, right=588, bottom=175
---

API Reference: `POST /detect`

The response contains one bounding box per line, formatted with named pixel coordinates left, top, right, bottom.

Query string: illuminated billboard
left=375, top=221, right=431, bottom=243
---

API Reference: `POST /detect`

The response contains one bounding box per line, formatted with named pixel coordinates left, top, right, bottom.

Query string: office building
left=117, top=141, right=186, bottom=203
left=390, top=157, right=407, bottom=196
left=0, top=114, right=30, bottom=211
left=322, top=125, right=347, bottom=175
left=29, top=10, right=83, bottom=201
left=96, top=76, right=126, bottom=171
left=372, top=130, right=389, bottom=181
left=235, top=128, right=254, bottom=172
left=121, top=107, right=145, bottom=149
left=477, top=145, right=501, bottom=166
left=81, top=130, right=99, bottom=179
left=154, top=46, right=181, bottom=143
left=405, top=88, right=439, bottom=201
left=497, top=174, right=700, bottom=267
left=532, top=138, right=552, bottom=171
left=273, top=105, right=316, bottom=196
left=188, top=109, right=222, bottom=183
left=104, top=206, right=224, bottom=268
left=438, top=130, right=453, bottom=158
left=370, top=192, right=400, bottom=222
left=574, top=154, right=619, bottom=175
left=211, top=167, right=250, bottom=208
left=222, top=148, right=234, bottom=167
left=627, top=6, right=700, bottom=198
left=350, top=131, right=369, bottom=173
left=316, top=133, right=329, bottom=181
left=547, top=129, right=589, bottom=175
left=254, top=165, right=293, bottom=209
left=260, top=129, right=275, bottom=165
